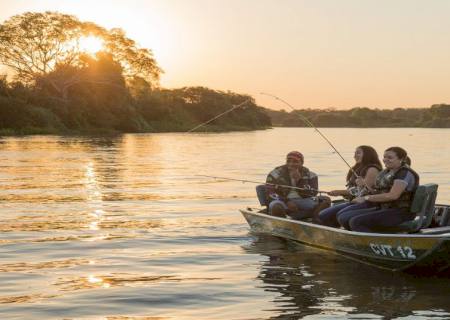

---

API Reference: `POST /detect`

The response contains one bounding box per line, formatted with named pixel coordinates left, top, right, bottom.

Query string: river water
left=0, top=128, right=449, bottom=319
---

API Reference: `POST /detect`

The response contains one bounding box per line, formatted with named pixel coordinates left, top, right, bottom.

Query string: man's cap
left=286, top=151, right=304, bottom=162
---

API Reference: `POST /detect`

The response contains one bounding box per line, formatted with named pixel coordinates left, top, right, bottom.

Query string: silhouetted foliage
left=0, top=11, right=161, bottom=88
left=134, top=87, right=271, bottom=132
left=0, top=11, right=447, bottom=135
left=266, top=106, right=450, bottom=128
left=0, top=11, right=270, bottom=135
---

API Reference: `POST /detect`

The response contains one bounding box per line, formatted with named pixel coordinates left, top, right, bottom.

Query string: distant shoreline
left=272, top=125, right=450, bottom=129
left=0, top=125, right=272, bottom=137
left=265, top=104, right=450, bottom=129
left=1, top=125, right=448, bottom=137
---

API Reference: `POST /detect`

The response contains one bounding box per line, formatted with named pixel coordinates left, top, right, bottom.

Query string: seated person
left=319, top=145, right=382, bottom=228
left=256, top=151, right=324, bottom=220
left=342, top=147, right=420, bottom=232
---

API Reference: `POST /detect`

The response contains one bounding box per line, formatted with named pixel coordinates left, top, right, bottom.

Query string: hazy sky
left=1, top=0, right=450, bottom=109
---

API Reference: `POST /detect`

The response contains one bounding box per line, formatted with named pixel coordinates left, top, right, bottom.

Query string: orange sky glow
left=1, top=0, right=450, bottom=110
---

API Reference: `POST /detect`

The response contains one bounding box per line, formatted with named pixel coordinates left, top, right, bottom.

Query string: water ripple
left=0, top=130, right=449, bottom=319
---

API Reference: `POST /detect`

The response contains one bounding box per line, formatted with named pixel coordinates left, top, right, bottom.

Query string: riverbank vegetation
left=0, top=75, right=271, bottom=135
left=266, top=104, right=450, bottom=128
left=0, top=12, right=270, bottom=135
left=0, top=12, right=448, bottom=136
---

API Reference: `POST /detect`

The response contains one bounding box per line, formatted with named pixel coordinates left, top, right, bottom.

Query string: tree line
left=0, top=75, right=271, bottom=134
left=0, top=12, right=448, bottom=135
left=266, top=105, right=450, bottom=128
left=0, top=12, right=270, bottom=135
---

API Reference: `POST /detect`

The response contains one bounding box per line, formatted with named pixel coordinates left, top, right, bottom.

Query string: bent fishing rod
left=260, top=93, right=353, bottom=170
left=186, top=98, right=251, bottom=133
left=260, top=92, right=358, bottom=177
left=197, top=174, right=329, bottom=195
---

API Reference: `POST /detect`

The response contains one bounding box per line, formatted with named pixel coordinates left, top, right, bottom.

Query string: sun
left=78, top=36, right=104, bottom=55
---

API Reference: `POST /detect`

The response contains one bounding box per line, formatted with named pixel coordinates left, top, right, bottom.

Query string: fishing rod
left=260, top=92, right=357, bottom=176
left=186, top=98, right=251, bottom=133
left=197, top=174, right=329, bottom=195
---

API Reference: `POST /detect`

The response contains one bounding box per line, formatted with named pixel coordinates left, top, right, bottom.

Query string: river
left=0, top=128, right=449, bottom=319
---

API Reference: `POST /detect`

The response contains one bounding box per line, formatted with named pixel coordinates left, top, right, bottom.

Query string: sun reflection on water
left=88, top=275, right=110, bottom=288
left=84, top=162, right=105, bottom=231
left=55, top=273, right=220, bottom=292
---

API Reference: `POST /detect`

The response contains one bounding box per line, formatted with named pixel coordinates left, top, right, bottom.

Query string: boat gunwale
left=240, top=208, right=450, bottom=239
left=241, top=208, right=450, bottom=272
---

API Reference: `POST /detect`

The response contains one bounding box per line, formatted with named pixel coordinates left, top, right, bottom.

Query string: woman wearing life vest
left=318, top=146, right=382, bottom=227
left=345, top=146, right=420, bottom=232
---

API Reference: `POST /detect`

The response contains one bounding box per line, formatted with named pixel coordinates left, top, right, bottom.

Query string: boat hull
left=241, top=208, right=450, bottom=273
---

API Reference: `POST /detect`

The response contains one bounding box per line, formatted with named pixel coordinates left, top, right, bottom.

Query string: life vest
left=266, top=165, right=317, bottom=200
left=373, top=165, right=420, bottom=209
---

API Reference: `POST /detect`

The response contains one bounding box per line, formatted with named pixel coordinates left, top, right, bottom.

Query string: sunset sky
left=1, top=0, right=450, bottom=109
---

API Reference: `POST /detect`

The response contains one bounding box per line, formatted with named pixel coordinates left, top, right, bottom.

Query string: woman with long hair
left=318, top=145, right=382, bottom=227
left=344, top=146, right=419, bottom=232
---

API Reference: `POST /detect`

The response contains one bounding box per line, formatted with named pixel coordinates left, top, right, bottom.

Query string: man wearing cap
left=256, top=151, right=321, bottom=220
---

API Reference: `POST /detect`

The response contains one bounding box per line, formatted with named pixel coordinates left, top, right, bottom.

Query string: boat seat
left=419, top=225, right=450, bottom=235
left=436, top=205, right=450, bottom=226
left=381, top=184, right=439, bottom=233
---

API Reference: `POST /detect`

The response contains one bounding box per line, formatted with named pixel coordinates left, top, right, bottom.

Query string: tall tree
left=0, top=11, right=162, bottom=88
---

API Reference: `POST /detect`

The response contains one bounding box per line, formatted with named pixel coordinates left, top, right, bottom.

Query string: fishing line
left=186, top=98, right=251, bottom=133
left=260, top=92, right=357, bottom=176
left=196, top=174, right=328, bottom=195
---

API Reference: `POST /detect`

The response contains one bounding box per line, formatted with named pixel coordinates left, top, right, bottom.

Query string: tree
left=104, top=28, right=161, bottom=87
left=430, top=104, right=450, bottom=118
left=350, top=107, right=377, bottom=119
left=34, top=52, right=136, bottom=128
left=0, top=12, right=85, bottom=82
left=0, top=75, right=8, bottom=97
left=0, top=11, right=162, bottom=88
left=35, top=52, right=127, bottom=101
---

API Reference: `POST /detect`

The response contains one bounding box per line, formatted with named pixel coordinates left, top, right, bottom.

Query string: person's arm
left=265, top=174, right=277, bottom=195
left=363, top=167, right=379, bottom=191
left=352, top=180, right=407, bottom=203
left=355, top=167, right=379, bottom=191
left=310, top=175, right=318, bottom=196
left=327, top=190, right=350, bottom=197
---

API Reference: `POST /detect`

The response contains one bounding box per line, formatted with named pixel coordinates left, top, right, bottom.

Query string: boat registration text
left=369, top=243, right=417, bottom=260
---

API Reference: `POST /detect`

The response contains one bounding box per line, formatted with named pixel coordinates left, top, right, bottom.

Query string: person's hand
left=355, top=177, right=365, bottom=187
left=351, top=196, right=365, bottom=204
left=289, top=168, right=301, bottom=181
left=327, top=190, right=342, bottom=197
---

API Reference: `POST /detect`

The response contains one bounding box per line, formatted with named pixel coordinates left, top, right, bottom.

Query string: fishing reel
left=348, top=186, right=359, bottom=197
left=269, top=193, right=280, bottom=200
left=348, top=186, right=369, bottom=197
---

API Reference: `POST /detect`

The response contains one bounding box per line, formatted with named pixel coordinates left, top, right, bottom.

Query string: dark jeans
left=319, top=202, right=352, bottom=227
left=337, top=202, right=377, bottom=230
left=255, top=184, right=317, bottom=219
left=319, top=202, right=374, bottom=228
left=348, top=207, right=416, bottom=233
